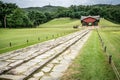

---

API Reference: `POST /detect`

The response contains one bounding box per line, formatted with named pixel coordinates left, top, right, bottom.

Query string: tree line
left=0, top=1, right=120, bottom=28
left=57, top=5, right=120, bottom=24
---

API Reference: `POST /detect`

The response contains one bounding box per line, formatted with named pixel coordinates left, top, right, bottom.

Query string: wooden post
left=27, top=40, right=28, bottom=43
left=46, top=36, right=48, bottom=40
left=9, top=42, right=12, bottom=47
left=104, top=46, right=107, bottom=52
left=52, top=35, right=54, bottom=38
left=109, top=55, right=112, bottom=64
left=38, top=37, right=40, bottom=41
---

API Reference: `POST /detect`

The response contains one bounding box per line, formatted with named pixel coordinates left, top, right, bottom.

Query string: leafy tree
left=44, top=12, right=53, bottom=21
left=0, top=1, right=17, bottom=28
left=28, top=11, right=47, bottom=26
left=88, top=7, right=101, bottom=15
left=7, top=8, right=33, bottom=28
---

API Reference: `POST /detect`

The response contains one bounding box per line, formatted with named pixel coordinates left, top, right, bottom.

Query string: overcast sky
left=1, top=0, right=120, bottom=8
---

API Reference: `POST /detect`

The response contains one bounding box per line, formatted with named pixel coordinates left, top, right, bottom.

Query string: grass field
left=62, top=31, right=116, bottom=80
left=39, top=18, right=81, bottom=28
left=99, top=26, right=120, bottom=74
left=99, top=18, right=120, bottom=27
left=99, top=18, right=120, bottom=73
left=0, top=18, right=80, bottom=53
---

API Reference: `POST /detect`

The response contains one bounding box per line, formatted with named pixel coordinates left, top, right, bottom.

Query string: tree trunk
left=4, top=15, right=6, bottom=28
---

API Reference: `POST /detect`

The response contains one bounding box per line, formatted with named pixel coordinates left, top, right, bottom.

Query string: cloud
left=1, top=0, right=120, bottom=8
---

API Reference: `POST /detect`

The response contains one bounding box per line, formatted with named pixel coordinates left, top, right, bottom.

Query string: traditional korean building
left=81, top=15, right=100, bottom=26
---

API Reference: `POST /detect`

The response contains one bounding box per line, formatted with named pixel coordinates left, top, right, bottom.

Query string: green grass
left=0, top=18, right=80, bottom=54
left=62, top=31, right=116, bottom=80
left=99, top=27, right=120, bottom=74
left=99, top=18, right=120, bottom=27
left=39, top=18, right=81, bottom=28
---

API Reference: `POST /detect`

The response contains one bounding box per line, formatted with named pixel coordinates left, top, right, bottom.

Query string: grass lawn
left=99, top=26, right=120, bottom=74
left=99, top=18, right=120, bottom=27
left=0, top=18, right=80, bottom=54
left=62, top=31, right=116, bottom=80
left=39, top=18, right=81, bottom=28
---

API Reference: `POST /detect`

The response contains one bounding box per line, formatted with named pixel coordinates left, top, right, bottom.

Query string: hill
left=39, top=18, right=81, bottom=28
left=23, top=5, right=65, bottom=13
left=39, top=17, right=120, bottom=28
left=99, top=18, right=120, bottom=27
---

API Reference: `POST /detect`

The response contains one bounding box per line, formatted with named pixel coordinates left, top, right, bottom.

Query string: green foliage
left=23, top=5, right=63, bottom=13
left=28, top=11, right=47, bottom=26
left=0, top=1, right=18, bottom=28
left=7, top=8, right=32, bottom=28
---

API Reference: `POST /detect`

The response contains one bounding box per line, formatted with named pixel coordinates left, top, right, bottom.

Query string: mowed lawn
left=62, top=31, right=116, bottom=80
left=0, top=18, right=80, bottom=54
left=39, top=18, right=81, bottom=28
left=99, top=18, right=120, bottom=27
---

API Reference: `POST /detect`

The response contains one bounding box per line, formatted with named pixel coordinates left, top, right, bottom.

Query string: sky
left=1, top=0, right=120, bottom=8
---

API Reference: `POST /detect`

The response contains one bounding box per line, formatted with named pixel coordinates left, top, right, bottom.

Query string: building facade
left=81, top=16, right=100, bottom=26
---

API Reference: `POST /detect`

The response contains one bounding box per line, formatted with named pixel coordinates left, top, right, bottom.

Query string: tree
left=88, top=7, right=101, bottom=16
left=44, top=12, right=53, bottom=21
left=0, top=1, right=17, bottom=28
left=7, top=8, right=32, bottom=28
left=28, top=11, right=47, bottom=26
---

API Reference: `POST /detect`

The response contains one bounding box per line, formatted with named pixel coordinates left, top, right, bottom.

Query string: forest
left=0, top=1, right=120, bottom=28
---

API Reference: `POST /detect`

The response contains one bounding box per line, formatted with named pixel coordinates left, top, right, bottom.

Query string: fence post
left=109, top=55, right=112, bottom=64
left=27, top=40, right=28, bottom=43
left=104, top=46, right=107, bottom=52
left=46, top=36, right=48, bottom=40
left=9, top=42, right=12, bottom=47
left=52, top=35, right=54, bottom=38
left=38, top=37, right=40, bottom=41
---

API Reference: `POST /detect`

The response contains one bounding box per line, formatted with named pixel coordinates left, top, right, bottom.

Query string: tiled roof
left=81, top=15, right=100, bottom=20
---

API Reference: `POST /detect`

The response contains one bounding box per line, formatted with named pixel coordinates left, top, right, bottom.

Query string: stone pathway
left=0, top=29, right=91, bottom=80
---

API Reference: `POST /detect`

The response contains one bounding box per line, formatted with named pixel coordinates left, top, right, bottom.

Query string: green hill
left=39, top=18, right=81, bottom=28
left=39, top=17, right=120, bottom=28
left=23, top=5, right=64, bottom=13
left=99, top=18, right=120, bottom=27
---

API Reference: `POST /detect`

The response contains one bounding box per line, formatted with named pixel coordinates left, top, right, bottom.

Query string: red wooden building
left=81, top=15, right=100, bottom=26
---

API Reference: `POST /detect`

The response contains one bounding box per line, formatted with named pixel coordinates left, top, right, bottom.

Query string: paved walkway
left=0, top=29, right=91, bottom=80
